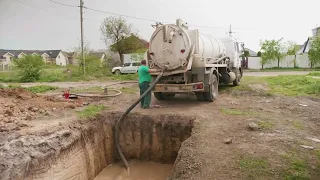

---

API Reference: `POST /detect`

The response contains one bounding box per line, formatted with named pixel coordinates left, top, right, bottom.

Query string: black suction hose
left=115, top=72, right=163, bottom=172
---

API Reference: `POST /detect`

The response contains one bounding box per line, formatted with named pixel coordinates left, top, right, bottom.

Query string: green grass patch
left=292, top=121, right=304, bottom=130
left=70, top=86, right=103, bottom=93
left=120, top=86, right=138, bottom=94
left=78, top=105, right=106, bottom=119
left=281, top=153, right=311, bottom=180
left=220, top=108, right=252, bottom=116
left=7, top=84, right=21, bottom=88
left=245, top=68, right=316, bottom=72
left=316, top=150, right=320, bottom=160
left=308, top=71, right=320, bottom=76
left=26, top=85, right=58, bottom=93
left=237, top=76, right=320, bottom=96
left=258, top=120, right=275, bottom=129
left=240, top=156, right=270, bottom=178
left=109, top=74, right=138, bottom=81
left=265, top=75, right=320, bottom=96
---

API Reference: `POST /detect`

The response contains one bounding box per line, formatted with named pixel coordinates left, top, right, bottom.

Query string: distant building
left=297, top=26, right=320, bottom=54
left=244, top=48, right=258, bottom=57
left=0, top=49, right=69, bottom=66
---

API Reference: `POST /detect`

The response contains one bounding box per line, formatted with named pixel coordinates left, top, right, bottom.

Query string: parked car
left=112, top=61, right=141, bottom=75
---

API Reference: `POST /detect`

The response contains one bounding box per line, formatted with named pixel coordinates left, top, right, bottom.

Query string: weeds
left=258, top=121, right=275, bottom=129
left=78, top=105, right=106, bottom=119
left=281, top=153, right=310, bottom=180
left=120, top=86, right=139, bottom=94
left=308, top=71, right=320, bottom=76
left=239, top=156, right=270, bottom=178
left=266, top=75, right=320, bottom=96
left=292, top=121, right=304, bottom=130
left=26, top=85, right=58, bottom=93
left=220, top=108, right=252, bottom=116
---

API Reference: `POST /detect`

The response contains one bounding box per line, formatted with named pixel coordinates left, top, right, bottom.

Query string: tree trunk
left=277, top=58, right=280, bottom=68
left=118, top=52, right=124, bottom=65
left=262, top=63, right=264, bottom=70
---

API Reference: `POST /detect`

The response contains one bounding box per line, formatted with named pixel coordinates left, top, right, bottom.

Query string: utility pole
left=80, top=0, right=85, bottom=75
left=227, top=24, right=235, bottom=37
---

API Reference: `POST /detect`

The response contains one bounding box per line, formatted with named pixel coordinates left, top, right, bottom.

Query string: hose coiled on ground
left=114, top=72, right=163, bottom=172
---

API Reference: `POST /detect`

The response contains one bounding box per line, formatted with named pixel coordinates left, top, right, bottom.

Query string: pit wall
left=24, top=112, right=194, bottom=180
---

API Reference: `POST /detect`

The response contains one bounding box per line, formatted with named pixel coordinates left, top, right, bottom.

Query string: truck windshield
left=123, top=63, right=131, bottom=67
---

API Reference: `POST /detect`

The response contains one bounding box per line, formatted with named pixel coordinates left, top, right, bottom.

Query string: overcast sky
left=0, top=0, right=319, bottom=52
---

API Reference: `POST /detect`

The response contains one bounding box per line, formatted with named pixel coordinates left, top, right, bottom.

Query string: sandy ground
left=1, top=71, right=320, bottom=180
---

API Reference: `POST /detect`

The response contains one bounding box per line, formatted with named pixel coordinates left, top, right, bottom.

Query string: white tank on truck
left=147, top=19, right=244, bottom=102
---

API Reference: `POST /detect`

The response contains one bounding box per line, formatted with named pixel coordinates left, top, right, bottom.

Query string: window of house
left=58, top=55, right=60, bottom=59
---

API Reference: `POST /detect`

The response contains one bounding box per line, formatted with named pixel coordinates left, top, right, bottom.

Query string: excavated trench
left=22, top=112, right=194, bottom=180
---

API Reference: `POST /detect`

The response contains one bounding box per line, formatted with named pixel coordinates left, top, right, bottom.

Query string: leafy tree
left=257, top=51, right=262, bottom=57
left=260, top=38, right=285, bottom=69
left=73, top=42, right=93, bottom=74
left=100, top=16, right=144, bottom=65
left=14, top=55, right=45, bottom=82
left=286, top=41, right=299, bottom=55
left=286, top=41, right=300, bottom=67
left=308, top=35, right=320, bottom=68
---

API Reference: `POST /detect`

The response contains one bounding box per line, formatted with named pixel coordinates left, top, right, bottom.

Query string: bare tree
left=100, top=16, right=132, bottom=64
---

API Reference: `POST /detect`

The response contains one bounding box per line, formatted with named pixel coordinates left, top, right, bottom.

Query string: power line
left=46, top=0, right=247, bottom=30
left=48, top=0, right=78, bottom=7
left=84, top=7, right=170, bottom=23
left=12, top=0, right=38, bottom=8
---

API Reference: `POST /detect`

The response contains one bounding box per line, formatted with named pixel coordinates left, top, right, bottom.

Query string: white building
left=0, top=49, right=69, bottom=66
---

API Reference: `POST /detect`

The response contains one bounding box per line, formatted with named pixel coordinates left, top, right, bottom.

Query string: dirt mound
left=0, top=88, right=36, bottom=99
left=0, top=88, right=84, bottom=133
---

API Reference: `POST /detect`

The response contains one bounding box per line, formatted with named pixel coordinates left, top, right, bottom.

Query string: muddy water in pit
left=94, top=160, right=173, bottom=180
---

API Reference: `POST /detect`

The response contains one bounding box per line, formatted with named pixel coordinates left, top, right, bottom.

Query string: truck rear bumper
left=153, top=82, right=208, bottom=93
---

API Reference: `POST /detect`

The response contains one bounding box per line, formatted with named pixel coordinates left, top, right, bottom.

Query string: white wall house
left=55, top=51, right=68, bottom=66
left=0, top=49, right=69, bottom=66
left=123, top=51, right=148, bottom=64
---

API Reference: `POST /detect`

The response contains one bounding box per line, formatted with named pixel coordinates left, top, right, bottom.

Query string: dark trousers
left=139, top=81, right=151, bottom=108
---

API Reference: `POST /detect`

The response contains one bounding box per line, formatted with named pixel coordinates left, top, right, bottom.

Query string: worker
left=138, top=59, right=161, bottom=109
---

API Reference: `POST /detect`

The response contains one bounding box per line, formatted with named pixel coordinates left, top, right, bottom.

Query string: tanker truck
left=147, top=19, right=244, bottom=102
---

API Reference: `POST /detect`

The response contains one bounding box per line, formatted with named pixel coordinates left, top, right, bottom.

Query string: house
left=0, top=52, right=14, bottom=66
left=244, top=48, right=258, bottom=57
left=0, top=49, right=69, bottom=66
left=297, top=26, right=320, bottom=54
left=90, top=51, right=107, bottom=60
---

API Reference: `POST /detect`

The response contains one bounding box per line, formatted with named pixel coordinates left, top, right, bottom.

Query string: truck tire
left=154, top=92, right=164, bottom=100
left=195, top=92, right=205, bottom=101
left=203, top=74, right=218, bottom=102
left=154, top=92, right=175, bottom=100
left=233, top=68, right=241, bottom=86
left=162, top=93, right=175, bottom=99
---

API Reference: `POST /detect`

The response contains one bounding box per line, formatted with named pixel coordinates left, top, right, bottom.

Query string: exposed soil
left=0, top=80, right=320, bottom=180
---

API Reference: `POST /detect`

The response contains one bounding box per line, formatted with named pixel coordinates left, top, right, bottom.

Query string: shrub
left=14, top=55, right=45, bottom=82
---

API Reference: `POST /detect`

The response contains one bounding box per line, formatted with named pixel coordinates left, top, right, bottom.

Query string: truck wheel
left=162, top=93, right=175, bottom=99
left=195, top=92, right=205, bottom=101
left=233, top=68, right=241, bottom=86
left=154, top=92, right=164, bottom=100
left=115, top=70, right=121, bottom=75
left=204, top=74, right=218, bottom=102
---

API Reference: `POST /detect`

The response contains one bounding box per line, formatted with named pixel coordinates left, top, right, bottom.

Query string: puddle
left=94, top=160, right=173, bottom=180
